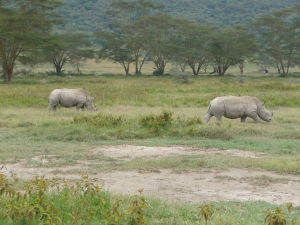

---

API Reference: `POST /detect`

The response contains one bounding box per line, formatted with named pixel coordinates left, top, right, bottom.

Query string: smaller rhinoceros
left=48, top=89, right=97, bottom=111
left=204, top=96, right=273, bottom=123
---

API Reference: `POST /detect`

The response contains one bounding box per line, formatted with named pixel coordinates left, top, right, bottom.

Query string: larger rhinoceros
left=204, top=96, right=273, bottom=123
left=48, top=89, right=97, bottom=111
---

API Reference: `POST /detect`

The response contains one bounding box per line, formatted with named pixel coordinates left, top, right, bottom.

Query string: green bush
left=74, top=113, right=124, bottom=127
left=140, top=111, right=173, bottom=132
left=0, top=174, right=148, bottom=225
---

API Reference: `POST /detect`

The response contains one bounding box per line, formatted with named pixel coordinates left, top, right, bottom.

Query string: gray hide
left=204, top=96, right=273, bottom=123
left=48, top=89, right=97, bottom=111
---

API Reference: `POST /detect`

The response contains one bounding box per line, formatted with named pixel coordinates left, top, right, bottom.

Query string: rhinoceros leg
left=215, top=115, right=222, bottom=121
left=241, top=116, right=247, bottom=123
left=76, top=103, right=84, bottom=110
left=48, top=104, right=57, bottom=111
left=248, top=112, right=260, bottom=123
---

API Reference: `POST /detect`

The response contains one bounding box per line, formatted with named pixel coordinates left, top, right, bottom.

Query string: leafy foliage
left=0, top=0, right=62, bottom=82
left=208, top=26, right=256, bottom=75
left=0, top=174, right=299, bottom=224
left=41, top=34, right=93, bottom=75
left=58, top=0, right=300, bottom=33
left=74, top=113, right=124, bottom=127
left=265, top=208, right=287, bottom=225
left=97, top=31, right=135, bottom=75
left=0, top=174, right=150, bottom=225
left=198, top=204, right=214, bottom=225
left=252, top=5, right=300, bottom=75
left=140, top=111, right=173, bottom=132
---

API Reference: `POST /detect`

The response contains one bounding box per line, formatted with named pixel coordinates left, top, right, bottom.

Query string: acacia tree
left=98, top=32, right=134, bottom=75
left=122, top=24, right=149, bottom=75
left=0, top=0, right=61, bottom=82
left=208, top=26, right=256, bottom=75
left=103, top=0, right=162, bottom=75
left=42, top=34, right=93, bottom=74
left=252, top=4, right=300, bottom=75
left=132, top=14, right=183, bottom=75
left=172, top=21, right=214, bottom=75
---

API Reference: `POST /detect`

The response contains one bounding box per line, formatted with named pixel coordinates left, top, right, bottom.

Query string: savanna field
left=0, top=61, right=300, bottom=224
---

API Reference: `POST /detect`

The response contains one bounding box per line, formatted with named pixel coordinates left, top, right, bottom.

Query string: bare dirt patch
left=96, top=169, right=300, bottom=206
left=1, top=145, right=300, bottom=206
left=92, top=145, right=266, bottom=160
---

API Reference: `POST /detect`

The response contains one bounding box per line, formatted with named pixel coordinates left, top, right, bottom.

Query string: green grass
left=0, top=75, right=300, bottom=174
left=1, top=74, right=300, bottom=224
left=1, top=75, right=300, bottom=108
left=102, top=154, right=300, bottom=174
left=0, top=175, right=299, bottom=225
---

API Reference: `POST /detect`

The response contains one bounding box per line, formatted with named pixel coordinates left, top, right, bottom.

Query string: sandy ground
left=1, top=145, right=300, bottom=206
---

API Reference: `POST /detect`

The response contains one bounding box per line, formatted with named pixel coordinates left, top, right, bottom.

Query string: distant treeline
left=93, top=1, right=300, bottom=76
left=58, top=0, right=300, bottom=32
left=0, top=0, right=300, bottom=82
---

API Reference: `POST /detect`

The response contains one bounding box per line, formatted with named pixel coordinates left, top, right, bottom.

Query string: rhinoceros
left=204, top=96, right=273, bottom=123
left=48, top=89, right=97, bottom=111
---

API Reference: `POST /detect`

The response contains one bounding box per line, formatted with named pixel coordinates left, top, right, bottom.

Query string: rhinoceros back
left=210, top=96, right=258, bottom=119
left=49, top=89, right=88, bottom=108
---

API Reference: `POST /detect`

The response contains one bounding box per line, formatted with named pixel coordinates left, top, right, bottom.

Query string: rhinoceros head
left=258, top=102, right=273, bottom=122
left=85, top=96, right=98, bottom=111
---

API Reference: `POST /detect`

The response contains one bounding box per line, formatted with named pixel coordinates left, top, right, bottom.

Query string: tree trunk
left=276, top=64, right=281, bottom=74
left=3, top=65, right=14, bottom=83
left=280, top=62, right=286, bottom=75
left=154, top=56, right=166, bottom=75
left=216, top=65, right=228, bottom=76
left=55, top=65, right=63, bottom=74
left=179, top=63, right=186, bottom=72
left=191, top=65, right=197, bottom=76
left=134, top=51, right=148, bottom=75
left=135, top=63, right=140, bottom=75
left=134, top=54, right=140, bottom=75
left=7, top=68, right=13, bottom=82
left=239, top=62, right=244, bottom=75
left=121, top=62, right=130, bottom=76
left=189, top=63, right=201, bottom=76
left=125, top=65, right=130, bottom=75
left=75, top=63, right=82, bottom=75
left=217, top=65, right=223, bottom=75
left=196, top=64, right=201, bottom=75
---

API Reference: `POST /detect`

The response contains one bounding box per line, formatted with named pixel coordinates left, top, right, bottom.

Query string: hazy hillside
left=59, top=0, right=300, bottom=32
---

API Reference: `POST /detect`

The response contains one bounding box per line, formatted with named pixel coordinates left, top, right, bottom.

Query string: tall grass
left=0, top=174, right=299, bottom=225
left=1, top=75, right=300, bottom=108
left=0, top=76, right=300, bottom=174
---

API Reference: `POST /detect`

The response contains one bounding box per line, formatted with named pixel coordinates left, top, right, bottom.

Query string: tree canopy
left=252, top=4, right=300, bottom=75
left=0, top=0, right=62, bottom=82
left=58, top=0, right=300, bottom=33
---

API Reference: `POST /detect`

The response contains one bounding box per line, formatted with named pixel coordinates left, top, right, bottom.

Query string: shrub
left=152, top=69, right=164, bottom=76
left=74, top=113, right=124, bottom=127
left=198, top=204, right=214, bottom=225
left=265, top=208, right=286, bottom=225
left=140, top=111, right=173, bottom=132
left=0, top=174, right=148, bottom=225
